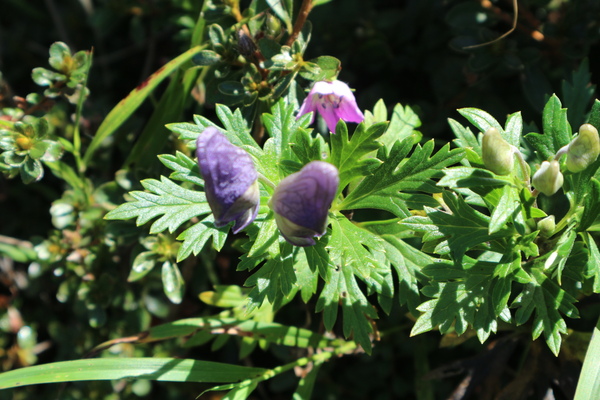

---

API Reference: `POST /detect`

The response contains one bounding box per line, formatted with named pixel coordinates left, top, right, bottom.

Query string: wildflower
left=297, top=80, right=364, bottom=133
left=196, top=127, right=259, bottom=233
left=481, top=128, right=514, bottom=175
left=565, top=123, right=600, bottom=173
left=269, top=161, right=339, bottom=246
left=532, top=160, right=563, bottom=196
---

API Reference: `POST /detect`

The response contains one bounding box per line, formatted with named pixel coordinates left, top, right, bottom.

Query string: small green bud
left=482, top=128, right=514, bottom=175
left=265, top=13, right=282, bottom=38
left=565, top=123, right=600, bottom=172
left=532, top=160, right=563, bottom=196
left=537, top=215, right=555, bottom=238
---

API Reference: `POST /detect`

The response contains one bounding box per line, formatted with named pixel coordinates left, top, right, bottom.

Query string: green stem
left=258, top=339, right=357, bottom=381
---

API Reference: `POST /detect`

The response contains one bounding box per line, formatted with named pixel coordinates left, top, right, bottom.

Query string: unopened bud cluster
left=480, top=124, right=600, bottom=197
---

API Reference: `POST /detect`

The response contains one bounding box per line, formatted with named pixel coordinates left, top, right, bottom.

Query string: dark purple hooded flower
left=269, top=161, right=339, bottom=246
left=297, top=80, right=364, bottom=133
left=196, top=127, right=259, bottom=233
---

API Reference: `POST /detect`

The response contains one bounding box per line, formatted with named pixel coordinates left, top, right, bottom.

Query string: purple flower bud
left=297, top=80, right=364, bottom=133
left=196, top=127, right=259, bottom=233
left=269, top=161, right=339, bottom=246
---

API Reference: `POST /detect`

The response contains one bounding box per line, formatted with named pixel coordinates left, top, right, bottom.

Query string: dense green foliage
left=1, top=1, right=600, bottom=399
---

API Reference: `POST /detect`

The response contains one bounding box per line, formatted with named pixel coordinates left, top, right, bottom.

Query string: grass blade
left=0, top=357, right=266, bottom=389
left=82, top=45, right=204, bottom=166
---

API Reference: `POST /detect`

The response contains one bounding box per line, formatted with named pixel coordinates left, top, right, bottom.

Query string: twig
left=286, top=0, right=313, bottom=46
left=464, top=0, right=519, bottom=49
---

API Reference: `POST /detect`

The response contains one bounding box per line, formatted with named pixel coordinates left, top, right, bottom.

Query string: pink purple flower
left=196, top=127, right=259, bottom=233
left=269, top=161, right=339, bottom=246
left=297, top=80, right=364, bottom=133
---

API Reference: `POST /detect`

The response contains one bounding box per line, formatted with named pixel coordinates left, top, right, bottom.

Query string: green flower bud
left=482, top=128, right=514, bottom=175
left=265, top=13, right=282, bottom=38
left=537, top=215, right=555, bottom=238
left=532, top=160, right=563, bottom=196
left=565, top=123, right=600, bottom=172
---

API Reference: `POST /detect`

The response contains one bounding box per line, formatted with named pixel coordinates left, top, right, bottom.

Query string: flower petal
left=196, top=127, right=259, bottom=232
left=316, top=101, right=342, bottom=134
left=270, top=161, right=339, bottom=246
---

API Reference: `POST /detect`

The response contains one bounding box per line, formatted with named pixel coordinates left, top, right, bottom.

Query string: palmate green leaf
left=361, top=219, right=427, bottom=315
left=339, top=138, right=464, bottom=216
left=104, top=176, right=211, bottom=234
left=261, top=99, right=312, bottom=163
left=328, top=216, right=390, bottom=294
left=412, top=259, right=499, bottom=343
left=329, top=121, right=386, bottom=191
left=311, top=215, right=392, bottom=353
left=402, top=191, right=511, bottom=261
left=158, top=151, right=203, bottom=186
left=316, top=259, right=378, bottom=354
left=513, top=268, right=579, bottom=356
left=379, top=103, right=422, bottom=150
left=458, top=108, right=523, bottom=149
left=525, top=94, right=572, bottom=161
left=244, top=241, right=301, bottom=314
left=289, top=126, right=328, bottom=166
left=448, top=118, right=481, bottom=166
left=0, top=357, right=266, bottom=389
left=176, top=216, right=228, bottom=261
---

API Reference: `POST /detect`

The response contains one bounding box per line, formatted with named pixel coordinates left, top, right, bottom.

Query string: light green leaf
left=158, top=151, right=203, bottom=187
left=104, top=176, right=210, bottom=234
left=458, top=108, right=506, bottom=142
